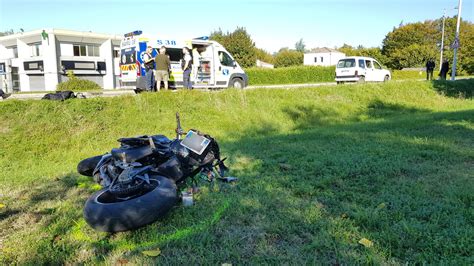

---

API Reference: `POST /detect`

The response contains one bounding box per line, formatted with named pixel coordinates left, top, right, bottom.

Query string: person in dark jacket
left=439, top=60, right=449, bottom=80
left=181, top=47, right=193, bottom=90
left=143, top=46, right=155, bottom=91
left=425, top=59, right=435, bottom=80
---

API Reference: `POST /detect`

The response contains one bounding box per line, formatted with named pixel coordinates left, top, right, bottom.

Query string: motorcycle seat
left=111, top=145, right=153, bottom=163
left=119, top=135, right=171, bottom=148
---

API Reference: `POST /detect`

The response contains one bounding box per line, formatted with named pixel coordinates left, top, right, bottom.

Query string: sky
left=0, top=0, right=472, bottom=53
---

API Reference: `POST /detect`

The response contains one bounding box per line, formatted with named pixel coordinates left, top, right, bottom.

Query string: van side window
left=358, top=59, right=365, bottom=68
left=374, top=61, right=382, bottom=70
left=218, top=51, right=234, bottom=67
left=365, top=60, right=372, bottom=68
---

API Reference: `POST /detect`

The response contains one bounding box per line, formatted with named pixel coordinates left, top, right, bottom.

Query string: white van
left=119, top=31, right=248, bottom=90
left=335, top=56, right=391, bottom=83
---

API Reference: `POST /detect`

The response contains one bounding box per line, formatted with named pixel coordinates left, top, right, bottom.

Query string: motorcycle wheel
left=83, top=175, right=178, bottom=232
left=77, top=155, right=103, bottom=177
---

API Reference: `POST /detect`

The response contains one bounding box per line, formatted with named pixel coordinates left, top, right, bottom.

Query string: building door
left=29, top=75, right=46, bottom=91
left=11, top=67, right=20, bottom=91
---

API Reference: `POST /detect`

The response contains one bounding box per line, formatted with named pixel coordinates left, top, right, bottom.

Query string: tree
left=295, top=38, right=306, bottom=53
left=382, top=17, right=474, bottom=73
left=337, top=44, right=388, bottom=66
left=210, top=27, right=257, bottom=68
left=274, top=49, right=303, bottom=67
left=254, top=48, right=274, bottom=64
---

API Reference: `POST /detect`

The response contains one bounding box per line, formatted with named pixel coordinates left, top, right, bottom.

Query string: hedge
left=245, top=66, right=335, bottom=85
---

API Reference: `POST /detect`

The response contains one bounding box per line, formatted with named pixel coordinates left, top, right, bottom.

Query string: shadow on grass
left=213, top=102, right=473, bottom=264
left=0, top=173, right=101, bottom=265
left=431, top=78, right=474, bottom=98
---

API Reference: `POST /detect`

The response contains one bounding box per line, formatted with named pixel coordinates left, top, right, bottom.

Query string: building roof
left=308, top=47, right=343, bottom=54
left=0, top=28, right=122, bottom=46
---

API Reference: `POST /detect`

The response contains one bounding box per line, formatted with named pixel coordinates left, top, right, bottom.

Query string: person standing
left=425, top=59, right=435, bottom=80
left=155, top=46, right=171, bottom=90
left=143, top=46, right=155, bottom=91
left=440, top=60, right=449, bottom=80
left=182, top=47, right=193, bottom=90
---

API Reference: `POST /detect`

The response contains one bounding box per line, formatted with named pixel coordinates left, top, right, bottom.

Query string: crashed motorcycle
left=77, top=113, right=229, bottom=232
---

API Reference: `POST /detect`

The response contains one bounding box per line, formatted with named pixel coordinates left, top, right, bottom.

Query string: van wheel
left=230, top=78, right=244, bottom=89
left=384, top=75, right=390, bottom=82
left=358, top=76, right=365, bottom=83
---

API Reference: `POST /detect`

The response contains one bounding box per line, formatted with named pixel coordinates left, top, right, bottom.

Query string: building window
left=320, top=57, right=324, bottom=63
left=29, top=42, right=42, bottom=57
left=314, top=57, right=317, bottom=63
left=73, top=44, right=100, bottom=57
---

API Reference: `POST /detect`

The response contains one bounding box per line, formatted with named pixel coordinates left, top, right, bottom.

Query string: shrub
left=246, top=65, right=335, bottom=85
left=56, top=71, right=102, bottom=92
left=274, top=49, right=304, bottom=68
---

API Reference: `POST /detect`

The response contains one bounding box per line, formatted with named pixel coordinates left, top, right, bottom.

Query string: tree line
left=210, top=17, right=474, bottom=74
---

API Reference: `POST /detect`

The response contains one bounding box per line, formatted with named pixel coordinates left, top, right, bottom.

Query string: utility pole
left=439, top=10, right=446, bottom=71
left=451, top=0, right=462, bottom=80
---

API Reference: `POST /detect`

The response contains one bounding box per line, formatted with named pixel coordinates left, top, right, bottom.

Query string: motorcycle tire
left=83, top=175, right=178, bottom=232
left=77, top=155, right=103, bottom=177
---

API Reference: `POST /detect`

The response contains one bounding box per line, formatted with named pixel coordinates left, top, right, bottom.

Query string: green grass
left=0, top=80, right=473, bottom=264
left=391, top=70, right=439, bottom=80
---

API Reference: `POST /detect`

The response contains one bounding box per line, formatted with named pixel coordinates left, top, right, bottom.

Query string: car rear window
left=337, top=59, right=356, bottom=68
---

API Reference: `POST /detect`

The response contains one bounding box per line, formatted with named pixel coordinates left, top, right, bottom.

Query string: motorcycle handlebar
left=175, top=112, right=185, bottom=139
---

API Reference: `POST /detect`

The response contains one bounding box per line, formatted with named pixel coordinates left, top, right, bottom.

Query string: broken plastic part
left=218, top=177, right=238, bottom=183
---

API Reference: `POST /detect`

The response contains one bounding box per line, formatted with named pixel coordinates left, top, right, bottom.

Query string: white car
left=335, top=56, right=391, bottom=83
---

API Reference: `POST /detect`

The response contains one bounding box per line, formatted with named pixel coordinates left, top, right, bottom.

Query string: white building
left=0, top=29, right=122, bottom=92
left=256, top=59, right=274, bottom=69
left=304, top=47, right=346, bottom=67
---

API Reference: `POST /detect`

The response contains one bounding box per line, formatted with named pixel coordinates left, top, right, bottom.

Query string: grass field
left=0, top=80, right=473, bottom=264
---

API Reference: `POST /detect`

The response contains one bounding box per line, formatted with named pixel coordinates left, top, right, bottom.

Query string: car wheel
left=230, top=78, right=244, bottom=89
left=384, top=75, right=390, bottom=82
left=358, top=76, right=365, bottom=83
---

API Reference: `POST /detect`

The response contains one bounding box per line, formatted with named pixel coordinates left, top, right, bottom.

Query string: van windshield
left=337, top=59, right=356, bottom=68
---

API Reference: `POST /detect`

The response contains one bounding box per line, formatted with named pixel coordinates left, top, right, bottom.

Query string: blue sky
left=1, top=0, right=472, bottom=52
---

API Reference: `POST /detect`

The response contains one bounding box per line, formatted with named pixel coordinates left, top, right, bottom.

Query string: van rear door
left=336, top=58, right=356, bottom=78
left=192, top=43, right=215, bottom=87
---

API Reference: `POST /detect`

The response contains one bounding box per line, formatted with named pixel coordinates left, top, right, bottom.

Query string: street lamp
left=439, top=10, right=446, bottom=71
left=451, top=0, right=463, bottom=80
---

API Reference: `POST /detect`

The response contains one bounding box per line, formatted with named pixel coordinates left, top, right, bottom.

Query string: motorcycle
left=77, top=113, right=229, bottom=232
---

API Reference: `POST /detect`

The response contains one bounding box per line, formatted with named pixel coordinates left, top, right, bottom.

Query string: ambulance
left=119, top=30, right=248, bottom=90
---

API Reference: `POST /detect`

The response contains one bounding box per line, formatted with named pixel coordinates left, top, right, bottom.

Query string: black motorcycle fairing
left=156, top=155, right=184, bottom=181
